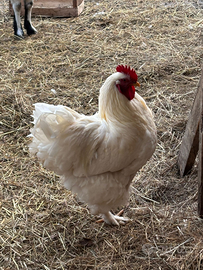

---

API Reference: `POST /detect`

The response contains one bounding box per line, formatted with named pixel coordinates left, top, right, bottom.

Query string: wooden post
left=178, top=68, right=203, bottom=218
left=178, top=71, right=203, bottom=177
left=73, top=0, right=78, bottom=8
left=198, top=78, right=203, bottom=217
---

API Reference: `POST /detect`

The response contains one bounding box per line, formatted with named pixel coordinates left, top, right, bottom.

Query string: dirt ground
left=0, top=0, right=203, bottom=269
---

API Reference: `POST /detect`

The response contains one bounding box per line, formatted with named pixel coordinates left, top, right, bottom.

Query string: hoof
left=14, top=28, right=24, bottom=38
left=25, top=21, right=37, bottom=36
left=27, top=27, right=37, bottom=36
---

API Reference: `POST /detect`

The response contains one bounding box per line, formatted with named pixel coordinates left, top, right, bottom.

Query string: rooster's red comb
left=116, top=65, right=138, bottom=81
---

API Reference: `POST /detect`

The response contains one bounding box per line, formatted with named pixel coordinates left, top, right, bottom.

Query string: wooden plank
left=9, top=0, right=84, bottom=17
left=178, top=69, right=203, bottom=177
left=198, top=75, right=203, bottom=218
left=73, top=0, right=78, bottom=8
left=198, top=114, right=203, bottom=217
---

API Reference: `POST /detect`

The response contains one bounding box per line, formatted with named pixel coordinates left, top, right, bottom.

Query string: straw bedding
left=0, top=0, right=203, bottom=269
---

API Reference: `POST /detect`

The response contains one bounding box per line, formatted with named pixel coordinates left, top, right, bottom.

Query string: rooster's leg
left=101, top=211, right=129, bottom=226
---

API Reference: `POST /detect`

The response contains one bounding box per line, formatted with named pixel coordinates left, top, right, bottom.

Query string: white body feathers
left=29, top=72, right=157, bottom=221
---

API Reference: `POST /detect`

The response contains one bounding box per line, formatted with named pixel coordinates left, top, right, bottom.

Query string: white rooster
left=29, top=65, right=157, bottom=225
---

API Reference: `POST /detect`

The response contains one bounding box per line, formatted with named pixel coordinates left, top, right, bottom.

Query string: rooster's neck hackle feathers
left=98, top=72, right=131, bottom=122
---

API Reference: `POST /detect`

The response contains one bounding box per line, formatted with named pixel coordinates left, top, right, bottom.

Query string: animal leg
left=12, top=1, right=24, bottom=38
left=24, top=0, right=37, bottom=35
left=101, top=211, right=130, bottom=226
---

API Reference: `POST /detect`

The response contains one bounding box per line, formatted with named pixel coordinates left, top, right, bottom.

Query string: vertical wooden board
left=198, top=76, right=203, bottom=218
left=178, top=69, right=203, bottom=177
left=198, top=120, right=203, bottom=217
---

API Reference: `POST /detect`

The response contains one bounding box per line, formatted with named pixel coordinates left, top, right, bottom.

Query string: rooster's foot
left=97, top=210, right=130, bottom=226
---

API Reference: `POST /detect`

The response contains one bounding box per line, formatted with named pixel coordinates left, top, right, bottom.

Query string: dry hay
left=0, top=0, right=203, bottom=269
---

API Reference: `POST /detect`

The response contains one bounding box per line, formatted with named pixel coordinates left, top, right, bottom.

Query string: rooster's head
left=116, top=65, right=140, bottom=101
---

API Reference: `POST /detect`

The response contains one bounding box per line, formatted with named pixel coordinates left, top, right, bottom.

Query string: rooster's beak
left=133, top=82, right=140, bottom=87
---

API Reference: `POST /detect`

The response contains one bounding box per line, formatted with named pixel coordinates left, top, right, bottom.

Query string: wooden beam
left=9, top=0, right=84, bottom=17
left=178, top=69, right=203, bottom=177
left=198, top=78, right=203, bottom=217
